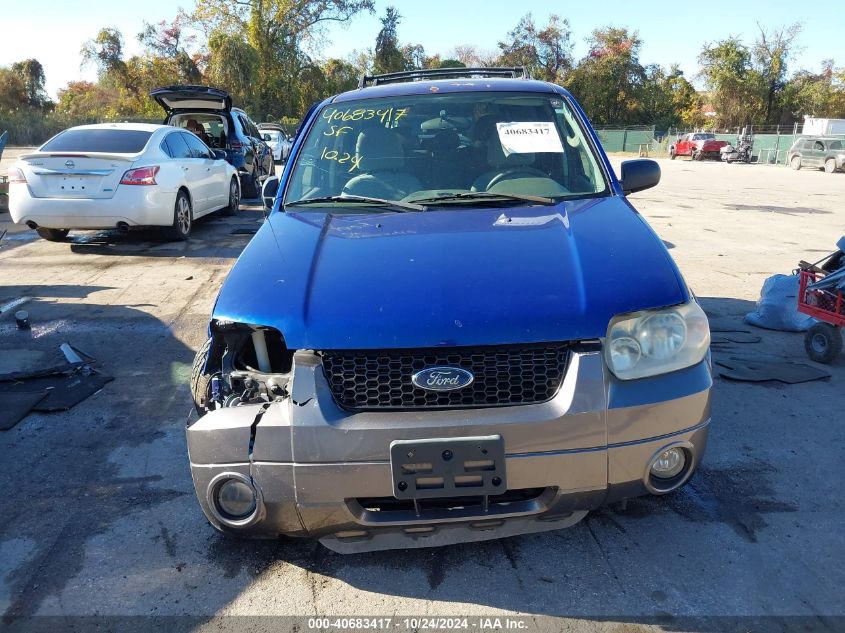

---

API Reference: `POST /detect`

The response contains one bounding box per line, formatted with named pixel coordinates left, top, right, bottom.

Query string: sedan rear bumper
left=186, top=348, right=712, bottom=552
left=8, top=184, right=178, bottom=229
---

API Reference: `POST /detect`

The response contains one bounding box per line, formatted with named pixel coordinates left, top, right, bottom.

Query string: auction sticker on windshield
left=496, top=122, right=564, bottom=156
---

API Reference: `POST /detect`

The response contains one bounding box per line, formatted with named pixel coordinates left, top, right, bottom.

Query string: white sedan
left=260, top=129, right=292, bottom=163
left=8, top=123, right=240, bottom=241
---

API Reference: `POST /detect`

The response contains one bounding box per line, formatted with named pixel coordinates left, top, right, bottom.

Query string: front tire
left=190, top=337, right=215, bottom=414
left=163, top=190, right=192, bottom=241
left=824, top=159, right=837, bottom=174
left=35, top=227, right=69, bottom=242
left=790, top=156, right=801, bottom=170
left=221, top=177, right=240, bottom=216
left=804, top=323, right=842, bottom=364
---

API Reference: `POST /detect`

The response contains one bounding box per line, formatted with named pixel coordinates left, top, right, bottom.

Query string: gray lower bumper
left=187, top=348, right=712, bottom=552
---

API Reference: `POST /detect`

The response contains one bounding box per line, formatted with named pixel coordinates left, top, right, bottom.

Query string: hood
left=213, top=197, right=688, bottom=349
left=149, top=85, right=231, bottom=114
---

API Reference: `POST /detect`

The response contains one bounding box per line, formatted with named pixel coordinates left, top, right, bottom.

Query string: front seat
left=343, top=127, right=422, bottom=199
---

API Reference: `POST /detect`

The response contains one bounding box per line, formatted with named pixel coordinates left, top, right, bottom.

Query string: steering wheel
left=484, top=167, right=549, bottom=191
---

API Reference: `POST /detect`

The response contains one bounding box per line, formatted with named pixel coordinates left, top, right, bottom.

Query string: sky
left=1, top=0, right=841, bottom=99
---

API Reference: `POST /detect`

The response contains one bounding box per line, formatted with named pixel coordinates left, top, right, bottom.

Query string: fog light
left=650, top=447, right=686, bottom=479
left=216, top=478, right=257, bottom=518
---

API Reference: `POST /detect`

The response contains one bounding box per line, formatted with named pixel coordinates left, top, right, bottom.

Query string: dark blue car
left=186, top=67, right=712, bottom=553
left=151, top=85, right=274, bottom=198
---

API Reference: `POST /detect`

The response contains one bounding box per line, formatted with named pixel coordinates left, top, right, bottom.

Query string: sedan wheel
left=824, top=159, right=837, bottom=174
left=163, top=191, right=192, bottom=241
left=790, top=156, right=801, bottom=170
left=222, top=177, right=240, bottom=216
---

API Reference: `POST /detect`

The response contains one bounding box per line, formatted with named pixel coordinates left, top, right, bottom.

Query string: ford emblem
left=412, top=367, right=474, bottom=391
left=64, top=160, right=75, bottom=168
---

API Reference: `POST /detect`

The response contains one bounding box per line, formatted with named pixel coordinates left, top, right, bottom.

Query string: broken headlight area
left=193, top=320, right=294, bottom=413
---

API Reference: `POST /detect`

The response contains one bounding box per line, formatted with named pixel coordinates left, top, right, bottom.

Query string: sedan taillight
left=8, top=167, right=27, bottom=183
left=120, top=166, right=160, bottom=186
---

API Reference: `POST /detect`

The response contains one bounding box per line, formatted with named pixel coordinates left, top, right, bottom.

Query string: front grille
left=321, top=344, right=569, bottom=410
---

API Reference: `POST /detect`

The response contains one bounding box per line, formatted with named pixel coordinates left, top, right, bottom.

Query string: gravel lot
left=1, top=154, right=843, bottom=631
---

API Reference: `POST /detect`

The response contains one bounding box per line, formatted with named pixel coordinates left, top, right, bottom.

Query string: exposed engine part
left=251, top=330, right=272, bottom=373
left=196, top=321, right=293, bottom=413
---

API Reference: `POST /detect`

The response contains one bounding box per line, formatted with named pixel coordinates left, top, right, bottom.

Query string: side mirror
left=261, top=176, right=279, bottom=211
left=620, top=159, right=660, bottom=195
left=212, top=149, right=226, bottom=161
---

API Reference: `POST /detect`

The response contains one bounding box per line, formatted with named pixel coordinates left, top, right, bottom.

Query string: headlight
left=605, top=301, right=709, bottom=380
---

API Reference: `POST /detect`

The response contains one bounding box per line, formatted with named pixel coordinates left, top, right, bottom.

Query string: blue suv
left=186, top=67, right=712, bottom=553
left=151, top=85, right=274, bottom=198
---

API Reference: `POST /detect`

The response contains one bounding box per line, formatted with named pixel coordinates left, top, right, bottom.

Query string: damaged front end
left=193, top=320, right=294, bottom=413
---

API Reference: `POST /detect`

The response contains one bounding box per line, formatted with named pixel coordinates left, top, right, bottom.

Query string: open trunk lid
left=150, top=85, right=232, bottom=115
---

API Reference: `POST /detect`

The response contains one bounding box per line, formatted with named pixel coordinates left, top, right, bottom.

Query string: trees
left=10, top=59, right=50, bottom=109
left=566, top=27, right=646, bottom=125
left=752, top=23, right=802, bottom=124
left=138, top=16, right=202, bottom=84
left=497, top=13, right=573, bottom=82
left=4, top=7, right=845, bottom=142
left=0, top=68, right=28, bottom=113
left=192, top=0, right=374, bottom=119
left=206, top=31, right=259, bottom=108
left=697, top=37, right=764, bottom=128
left=374, top=7, right=405, bottom=74
left=55, top=81, right=117, bottom=118
left=81, top=28, right=128, bottom=80
left=782, top=60, right=845, bottom=120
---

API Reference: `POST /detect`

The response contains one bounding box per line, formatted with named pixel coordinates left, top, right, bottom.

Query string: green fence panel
left=595, top=128, right=656, bottom=153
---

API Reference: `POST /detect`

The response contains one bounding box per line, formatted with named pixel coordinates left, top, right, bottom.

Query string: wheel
left=221, top=177, right=240, bottom=216
left=190, top=337, right=215, bottom=414
left=825, top=159, right=837, bottom=174
left=804, top=323, right=842, bottom=364
left=790, top=156, right=801, bottom=170
left=241, top=168, right=259, bottom=198
left=35, top=227, right=69, bottom=242
left=693, top=150, right=703, bottom=161
left=163, top=190, right=192, bottom=241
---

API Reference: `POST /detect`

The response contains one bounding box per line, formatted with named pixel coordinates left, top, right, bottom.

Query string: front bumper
left=187, top=347, right=711, bottom=552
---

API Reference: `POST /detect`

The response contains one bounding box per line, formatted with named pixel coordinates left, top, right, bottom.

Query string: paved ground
left=0, top=155, right=843, bottom=631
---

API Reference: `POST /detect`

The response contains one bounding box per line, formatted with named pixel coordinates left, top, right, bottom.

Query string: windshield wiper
left=410, top=191, right=556, bottom=206
left=285, top=195, right=426, bottom=212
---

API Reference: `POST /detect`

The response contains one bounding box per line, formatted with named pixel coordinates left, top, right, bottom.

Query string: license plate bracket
left=389, top=435, right=506, bottom=499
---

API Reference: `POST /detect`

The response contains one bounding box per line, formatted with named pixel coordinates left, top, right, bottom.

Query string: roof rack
left=358, top=66, right=530, bottom=89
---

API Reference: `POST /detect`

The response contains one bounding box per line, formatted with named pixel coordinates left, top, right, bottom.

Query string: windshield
left=284, top=91, right=607, bottom=208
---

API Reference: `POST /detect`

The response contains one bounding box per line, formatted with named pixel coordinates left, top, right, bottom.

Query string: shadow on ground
left=1, top=205, right=264, bottom=259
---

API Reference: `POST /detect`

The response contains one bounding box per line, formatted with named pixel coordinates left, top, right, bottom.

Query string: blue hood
left=213, top=197, right=688, bottom=349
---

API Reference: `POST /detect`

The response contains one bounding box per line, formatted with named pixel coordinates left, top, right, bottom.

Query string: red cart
left=798, top=267, right=844, bottom=363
